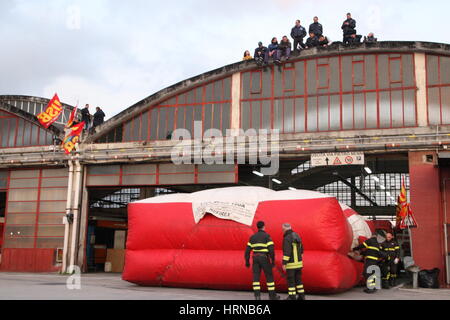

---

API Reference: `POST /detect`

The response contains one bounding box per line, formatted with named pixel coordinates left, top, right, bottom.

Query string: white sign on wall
left=311, top=152, right=365, bottom=167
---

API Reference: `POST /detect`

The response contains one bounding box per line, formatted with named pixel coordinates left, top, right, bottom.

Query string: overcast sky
left=1, top=0, right=449, bottom=119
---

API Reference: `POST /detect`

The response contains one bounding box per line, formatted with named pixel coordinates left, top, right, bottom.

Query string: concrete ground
left=0, top=272, right=450, bottom=300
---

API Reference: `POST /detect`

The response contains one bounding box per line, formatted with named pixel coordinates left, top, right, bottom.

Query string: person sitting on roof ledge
left=364, top=33, right=377, bottom=43
left=318, top=35, right=330, bottom=47
left=268, top=37, right=281, bottom=65
left=243, top=50, right=253, bottom=61
left=278, top=36, right=292, bottom=61
left=305, top=32, right=319, bottom=48
left=254, top=42, right=268, bottom=66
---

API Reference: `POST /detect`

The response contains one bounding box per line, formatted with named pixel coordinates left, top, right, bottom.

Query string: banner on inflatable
left=192, top=200, right=258, bottom=226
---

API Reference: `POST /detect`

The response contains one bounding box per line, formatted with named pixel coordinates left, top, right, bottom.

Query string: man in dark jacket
left=282, top=223, right=305, bottom=300
left=353, top=230, right=387, bottom=294
left=309, top=16, right=323, bottom=37
left=381, top=232, right=401, bottom=288
left=245, top=221, right=280, bottom=300
left=93, top=107, right=106, bottom=128
left=305, top=32, right=319, bottom=48
left=342, top=13, right=357, bottom=44
left=254, top=41, right=268, bottom=66
left=81, top=104, right=91, bottom=131
left=291, top=20, right=307, bottom=53
left=278, top=36, right=292, bottom=60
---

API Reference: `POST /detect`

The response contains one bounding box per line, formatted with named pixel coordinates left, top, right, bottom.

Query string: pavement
left=1, top=272, right=450, bottom=300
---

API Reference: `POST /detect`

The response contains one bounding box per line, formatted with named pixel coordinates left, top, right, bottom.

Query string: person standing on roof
left=291, top=20, right=307, bottom=54
left=342, top=12, right=357, bottom=44
left=309, top=16, right=323, bottom=37
left=81, top=104, right=91, bottom=132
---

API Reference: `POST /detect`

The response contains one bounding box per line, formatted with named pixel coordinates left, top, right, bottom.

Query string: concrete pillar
left=76, top=167, right=89, bottom=271
left=231, top=72, right=241, bottom=130
left=414, top=53, right=428, bottom=127
left=408, top=151, right=446, bottom=284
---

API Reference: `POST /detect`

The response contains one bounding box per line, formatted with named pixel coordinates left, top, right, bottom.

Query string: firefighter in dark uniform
left=381, top=232, right=401, bottom=288
left=245, top=221, right=280, bottom=300
left=282, top=223, right=305, bottom=300
left=352, top=230, right=387, bottom=293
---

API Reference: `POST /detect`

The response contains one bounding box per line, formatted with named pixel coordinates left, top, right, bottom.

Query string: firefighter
left=245, top=221, right=280, bottom=300
left=381, top=232, right=401, bottom=288
left=352, top=230, right=387, bottom=294
left=282, top=223, right=305, bottom=300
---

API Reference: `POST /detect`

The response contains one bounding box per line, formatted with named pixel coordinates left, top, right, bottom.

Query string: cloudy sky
left=1, top=0, right=449, bottom=119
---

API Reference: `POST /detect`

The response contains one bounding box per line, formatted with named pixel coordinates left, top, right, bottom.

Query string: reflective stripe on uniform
left=266, top=282, right=275, bottom=286
left=253, top=287, right=261, bottom=291
left=251, top=243, right=272, bottom=248
left=253, top=282, right=260, bottom=285
left=367, top=246, right=380, bottom=251
left=283, top=256, right=290, bottom=261
left=253, top=249, right=269, bottom=253
left=293, top=243, right=299, bottom=263
left=286, top=262, right=303, bottom=269
left=296, top=285, right=304, bottom=289
left=366, top=256, right=378, bottom=260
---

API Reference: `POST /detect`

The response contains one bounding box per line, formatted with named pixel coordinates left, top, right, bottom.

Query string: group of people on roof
left=243, top=13, right=378, bottom=66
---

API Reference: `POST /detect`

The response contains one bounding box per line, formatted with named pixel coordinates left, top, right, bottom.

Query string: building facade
left=0, top=41, right=449, bottom=285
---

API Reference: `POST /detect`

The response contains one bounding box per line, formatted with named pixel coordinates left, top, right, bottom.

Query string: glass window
left=221, top=103, right=231, bottom=135
left=132, top=115, right=141, bottom=141
left=307, top=97, right=318, bottom=132
left=251, top=102, right=261, bottom=131
left=213, top=80, right=223, bottom=102
left=204, top=104, right=213, bottom=131
left=123, top=120, right=132, bottom=142
left=158, top=108, right=167, bottom=140
left=295, top=98, right=305, bottom=133
left=141, top=111, right=149, bottom=141
left=223, top=77, right=231, bottom=101
left=318, top=96, right=329, bottom=131
left=150, top=108, right=158, bottom=140
left=213, top=104, right=222, bottom=131
left=261, top=101, right=271, bottom=130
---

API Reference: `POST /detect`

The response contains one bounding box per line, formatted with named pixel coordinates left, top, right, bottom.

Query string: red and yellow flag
left=396, top=177, right=418, bottom=229
left=37, top=94, right=63, bottom=129
left=66, top=106, right=78, bottom=128
left=62, top=121, right=85, bottom=155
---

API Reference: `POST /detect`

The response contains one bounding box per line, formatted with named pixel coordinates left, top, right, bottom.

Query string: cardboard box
left=106, top=249, right=125, bottom=273
left=114, top=230, right=126, bottom=249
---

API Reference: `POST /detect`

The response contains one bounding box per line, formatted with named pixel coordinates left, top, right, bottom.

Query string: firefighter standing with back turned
left=352, top=230, right=387, bottom=294
left=381, top=232, right=401, bottom=288
left=245, top=221, right=280, bottom=300
left=282, top=223, right=306, bottom=300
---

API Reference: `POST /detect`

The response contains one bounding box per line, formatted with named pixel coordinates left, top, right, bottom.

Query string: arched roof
left=0, top=95, right=77, bottom=139
left=87, top=41, right=450, bottom=143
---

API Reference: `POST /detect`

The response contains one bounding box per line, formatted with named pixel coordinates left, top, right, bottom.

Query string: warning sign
left=311, top=152, right=364, bottom=167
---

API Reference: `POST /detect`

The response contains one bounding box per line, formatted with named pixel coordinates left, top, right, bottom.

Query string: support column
left=231, top=72, right=241, bottom=130
left=414, top=53, right=428, bottom=127
left=408, top=151, right=446, bottom=284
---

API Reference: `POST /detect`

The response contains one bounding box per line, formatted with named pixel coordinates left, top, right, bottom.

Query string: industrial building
left=0, top=41, right=449, bottom=286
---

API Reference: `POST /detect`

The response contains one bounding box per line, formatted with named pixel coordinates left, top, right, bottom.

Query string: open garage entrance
left=83, top=153, right=412, bottom=274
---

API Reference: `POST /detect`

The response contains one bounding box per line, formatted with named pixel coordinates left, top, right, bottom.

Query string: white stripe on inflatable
left=134, top=186, right=334, bottom=204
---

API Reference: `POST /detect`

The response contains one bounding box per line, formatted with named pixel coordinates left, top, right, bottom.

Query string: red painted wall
left=409, top=151, right=446, bottom=285
left=0, top=249, right=60, bottom=273
left=0, top=223, right=3, bottom=250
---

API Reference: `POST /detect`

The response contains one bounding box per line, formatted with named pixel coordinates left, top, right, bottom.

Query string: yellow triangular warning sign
left=333, top=157, right=342, bottom=165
